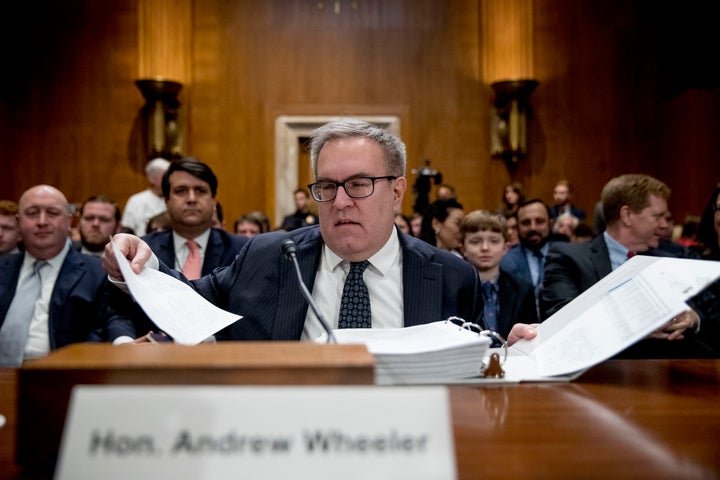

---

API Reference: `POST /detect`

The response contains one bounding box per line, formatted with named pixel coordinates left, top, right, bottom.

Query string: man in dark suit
left=500, top=199, right=554, bottom=319
left=102, top=158, right=247, bottom=343
left=548, top=179, right=586, bottom=220
left=103, top=118, right=538, bottom=344
left=541, top=174, right=716, bottom=357
left=0, top=185, right=106, bottom=367
left=460, top=210, right=538, bottom=339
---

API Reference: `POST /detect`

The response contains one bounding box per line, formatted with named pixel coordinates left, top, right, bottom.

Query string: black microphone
left=281, top=239, right=337, bottom=344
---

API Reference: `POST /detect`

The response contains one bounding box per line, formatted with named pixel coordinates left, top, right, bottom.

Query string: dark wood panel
left=1, top=0, right=718, bottom=230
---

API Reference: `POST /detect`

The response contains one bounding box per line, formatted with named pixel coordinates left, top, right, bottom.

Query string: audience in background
left=549, top=179, right=586, bottom=221
left=693, top=185, right=720, bottom=260
left=498, top=182, right=524, bottom=218
left=410, top=212, right=423, bottom=237
left=0, top=185, right=106, bottom=367
left=460, top=210, right=538, bottom=339
left=280, top=188, right=317, bottom=231
left=552, top=212, right=579, bottom=242
left=435, top=184, right=457, bottom=201
left=146, top=211, right=172, bottom=234
left=0, top=200, right=21, bottom=256
left=74, top=195, right=121, bottom=256
left=500, top=199, right=554, bottom=319
left=394, top=212, right=411, bottom=235
left=420, top=198, right=465, bottom=257
left=120, top=157, right=171, bottom=236
left=504, top=213, right=519, bottom=246
left=234, top=211, right=271, bottom=238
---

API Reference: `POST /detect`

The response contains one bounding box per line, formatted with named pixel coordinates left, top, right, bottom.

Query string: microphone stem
left=289, top=255, right=337, bottom=344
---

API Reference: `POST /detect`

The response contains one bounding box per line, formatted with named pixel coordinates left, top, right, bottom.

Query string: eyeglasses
left=308, top=176, right=396, bottom=202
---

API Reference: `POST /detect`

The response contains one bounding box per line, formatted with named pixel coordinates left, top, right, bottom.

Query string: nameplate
left=55, top=385, right=456, bottom=480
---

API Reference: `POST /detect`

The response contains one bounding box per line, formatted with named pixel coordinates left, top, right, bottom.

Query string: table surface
left=2, top=359, right=719, bottom=479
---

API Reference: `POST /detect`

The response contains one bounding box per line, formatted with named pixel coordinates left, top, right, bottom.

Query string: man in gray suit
left=102, top=118, right=537, bottom=344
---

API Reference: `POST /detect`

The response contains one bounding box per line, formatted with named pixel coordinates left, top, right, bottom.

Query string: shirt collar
left=23, top=238, right=71, bottom=272
left=603, top=231, right=630, bottom=270
left=323, top=227, right=400, bottom=276
left=173, top=229, right=211, bottom=255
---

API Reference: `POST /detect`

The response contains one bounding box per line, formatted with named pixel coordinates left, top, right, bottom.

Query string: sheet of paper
left=112, top=240, right=241, bottom=345
left=508, top=256, right=720, bottom=378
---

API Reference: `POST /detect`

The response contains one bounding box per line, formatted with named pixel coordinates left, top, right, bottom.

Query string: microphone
left=281, top=239, right=337, bottom=344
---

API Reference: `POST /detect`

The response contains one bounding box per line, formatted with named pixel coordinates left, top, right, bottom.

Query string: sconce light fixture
left=491, top=79, right=538, bottom=167
left=135, top=78, right=184, bottom=160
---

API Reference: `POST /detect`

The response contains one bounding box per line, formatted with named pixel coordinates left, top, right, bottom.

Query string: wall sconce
left=491, top=79, right=538, bottom=166
left=135, top=78, right=184, bottom=160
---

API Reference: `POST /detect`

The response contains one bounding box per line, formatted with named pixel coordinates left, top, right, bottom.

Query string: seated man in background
left=74, top=195, right=121, bottom=256
left=102, top=158, right=247, bottom=343
left=542, top=174, right=716, bottom=358
left=0, top=200, right=21, bottom=256
left=460, top=210, right=538, bottom=340
left=102, top=118, right=537, bottom=345
left=0, top=185, right=106, bottom=367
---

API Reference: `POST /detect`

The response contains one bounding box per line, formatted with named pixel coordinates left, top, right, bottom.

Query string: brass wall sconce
left=491, top=79, right=539, bottom=166
left=135, top=78, right=184, bottom=160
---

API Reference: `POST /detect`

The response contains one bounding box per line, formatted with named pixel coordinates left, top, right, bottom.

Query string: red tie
left=626, top=251, right=636, bottom=259
left=183, top=240, right=201, bottom=280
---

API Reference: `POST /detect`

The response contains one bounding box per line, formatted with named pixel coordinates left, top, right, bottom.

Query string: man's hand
left=102, top=233, right=154, bottom=279
left=647, top=309, right=699, bottom=341
left=507, top=323, right=539, bottom=346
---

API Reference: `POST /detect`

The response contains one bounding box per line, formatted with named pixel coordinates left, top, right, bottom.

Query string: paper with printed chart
left=503, top=256, right=720, bottom=380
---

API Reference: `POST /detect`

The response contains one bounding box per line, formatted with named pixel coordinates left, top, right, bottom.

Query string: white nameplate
left=55, top=385, right=456, bottom=480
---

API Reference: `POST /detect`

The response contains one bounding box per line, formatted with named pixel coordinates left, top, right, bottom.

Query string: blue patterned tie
left=0, top=260, right=48, bottom=367
left=338, top=261, right=371, bottom=328
left=481, top=281, right=499, bottom=332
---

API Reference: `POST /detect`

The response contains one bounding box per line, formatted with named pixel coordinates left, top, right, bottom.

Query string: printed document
left=505, top=256, right=720, bottom=379
left=112, top=240, right=240, bottom=345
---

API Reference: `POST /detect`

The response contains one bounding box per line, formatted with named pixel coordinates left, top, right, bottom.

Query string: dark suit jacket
left=499, top=243, right=533, bottom=287
left=495, top=269, right=538, bottom=339
left=143, top=228, right=248, bottom=276
left=104, top=225, right=483, bottom=341
left=542, top=234, right=717, bottom=358
left=0, top=249, right=107, bottom=350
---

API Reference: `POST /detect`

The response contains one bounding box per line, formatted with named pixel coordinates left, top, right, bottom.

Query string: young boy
left=460, top=210, right=538, bottom=338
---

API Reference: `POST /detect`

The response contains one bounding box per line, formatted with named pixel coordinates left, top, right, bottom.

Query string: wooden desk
left=2, top=360, right=719, bottom=479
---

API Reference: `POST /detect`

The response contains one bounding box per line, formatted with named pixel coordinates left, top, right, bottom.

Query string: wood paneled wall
left=1, top=0, right=718, bottom=229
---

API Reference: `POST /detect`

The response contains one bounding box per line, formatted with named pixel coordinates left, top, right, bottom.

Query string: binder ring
left=445, top=316, right=508, bottom=366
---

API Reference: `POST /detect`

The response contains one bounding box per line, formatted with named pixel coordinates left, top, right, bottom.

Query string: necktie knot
left=626, top=250, right=636, bottom=259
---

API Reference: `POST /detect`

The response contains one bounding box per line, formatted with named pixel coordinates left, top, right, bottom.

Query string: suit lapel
left=0, top=255, right=23, bottom=327
left=272, top=231, right=322, bottom=339
left=402, top=244, right=442, bottom=327
left=590, top=235, right=612, bottom=280
left=202, top=229, right=222, bottom=275
left=48, top=250, right=85, bottom=349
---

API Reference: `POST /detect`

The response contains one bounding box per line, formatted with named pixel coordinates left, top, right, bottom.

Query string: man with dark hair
left=102, top=157, right=247, bottom=343
left=75, top=195, right=121, bottom=256
left=102, top=119, right=537, bottom=345
left=549, top=179, right=586, bottom=220
left=542, top=174, right=715, bottom=357
left=500, top=198, right=554, bottom=318
left=280, top=188, right=316, bottom=231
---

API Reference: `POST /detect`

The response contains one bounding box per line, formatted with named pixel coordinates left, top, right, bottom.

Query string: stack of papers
left=329, top=321, right=491, bottom=385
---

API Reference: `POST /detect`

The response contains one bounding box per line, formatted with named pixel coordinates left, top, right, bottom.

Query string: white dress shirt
left=301, top=229, right=404, bottom=341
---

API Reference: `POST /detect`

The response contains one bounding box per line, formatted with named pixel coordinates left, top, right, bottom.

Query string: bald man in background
left=0, top=185, right=107, bottom=367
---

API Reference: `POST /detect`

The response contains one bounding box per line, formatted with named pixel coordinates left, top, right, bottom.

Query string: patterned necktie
left=0, top=260, right=48, bottom=367
left=338, top=261, right=371, bottom=328
left=183, top=239, right=201, bottom=280
left=481, top=281, right=498, bottom=332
